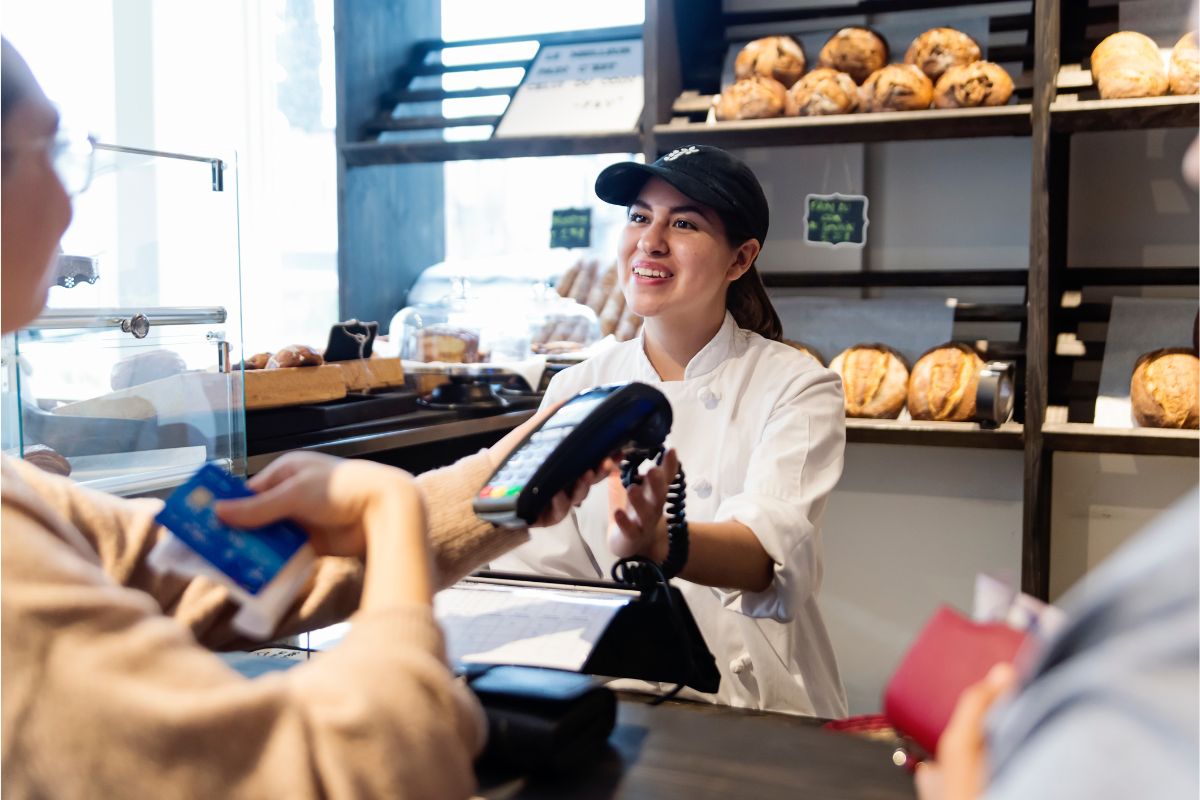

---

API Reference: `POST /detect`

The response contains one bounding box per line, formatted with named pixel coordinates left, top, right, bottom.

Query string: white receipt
left=434, top=580, right=631, bottom=671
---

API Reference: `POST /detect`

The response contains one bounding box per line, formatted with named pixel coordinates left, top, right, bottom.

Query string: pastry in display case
left=1129, top=348, right=1199, bottom=429
left=1, top=143, right=244, bottom=496
left=818, top=26, right=889, bottom=85
left=907, top=342, right=987, bottom=422
left=905, top=28, right=983, bottom=84
left=1089, top=31, right=1168, bottom=99
left=830, top=344, right=910, bottom=419
left=735, top=36, right=807, bottom=88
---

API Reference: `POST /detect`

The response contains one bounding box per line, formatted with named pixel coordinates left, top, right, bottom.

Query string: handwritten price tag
left=804, top=193, right=869, bottom=249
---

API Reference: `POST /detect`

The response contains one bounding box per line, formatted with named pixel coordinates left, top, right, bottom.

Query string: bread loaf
left=1090, top=31, right=1168, bottom=99
left=782, top=340, right=825, bottom=366
left=242, top=352, right=272, bottom=370
left=557, top=260, right=582, bottom=298
left=785, top=68, right=859, bottom=116
left=23, top=444, right=71, bottom=477
left=586, top=262, right=618, bottom=313
left=830, top=344, right=910, bottom=419
left=267, top=345, right=324, bottom=369
left=934, top=61, right=1014, bottom=108
left=598, top=281, right=626, bottom=337
left=714, top=76, right=788, bottom=120
left=569, top=259, right=600, bottom=304
left=735, top=36, right=807, bottom=89
left=907, top=342, right=986, bottom=421
left=614, top=304, right=643, bottom=342
left=905, top=28, right=982, bottom=84
left=818, top=27, right=889, bottom=85
left=1130, top=348, right=1199, bottom=429
left=1169, top=31, right=1199, bottom=95
left=859, top=64, right=934, bottom=112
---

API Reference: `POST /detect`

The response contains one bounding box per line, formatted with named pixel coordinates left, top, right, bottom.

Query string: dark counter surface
left=478, top=693, right=916, bottom=800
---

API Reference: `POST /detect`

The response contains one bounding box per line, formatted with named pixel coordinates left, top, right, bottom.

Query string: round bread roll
left=907, top=342, right=986, bottom=422
left=785, top=68, right=859, bottom=116
left=1130, top=348, right=1199, bottom=429
left=818, top=27, right=889, bottom=85
left=110, top=349, right=187, bottom=390
left=905, top=28, right=982, bottom=84
left=1169, top=31, right=1199, bottom=95
left=859, top=64, right=934, bottom=112
left=23, top=444, right=71, bottom=477
left=782, top=340, right=825, bottom=366
left=1090, top=31, right=1168, bottom=99
left=242, top=352, right=271, bottom=370
left=934, top=61, right=1014, bottom=108
left=735, top=36, right=807, bottom=89
left=829, top=344, right=910, bottom=419
left=714, top=76, right=788, bottom=120
left=267, top=344, right=324, bottom=369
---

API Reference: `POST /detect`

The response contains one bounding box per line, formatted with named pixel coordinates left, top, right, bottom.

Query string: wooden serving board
left=331, top=357, right=405, bottom=392
left=243, top=364, right=346, bottom=410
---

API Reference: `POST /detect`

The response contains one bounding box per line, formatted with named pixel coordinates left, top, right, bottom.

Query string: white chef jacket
left=492, top=312, right=849, bottom=717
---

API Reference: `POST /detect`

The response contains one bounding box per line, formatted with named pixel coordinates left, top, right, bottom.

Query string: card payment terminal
left=474, top=383, right=672, bottom=528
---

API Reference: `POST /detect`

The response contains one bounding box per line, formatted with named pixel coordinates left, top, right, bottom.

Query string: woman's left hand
left=606, top=448, right=679, bottom=560
left=914, top=662, right=1018, bottom=800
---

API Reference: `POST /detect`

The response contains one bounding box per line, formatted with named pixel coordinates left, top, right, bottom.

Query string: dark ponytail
left=718, top=212, right=783, bottom=341
left=727, top=266, right=783, bottom=341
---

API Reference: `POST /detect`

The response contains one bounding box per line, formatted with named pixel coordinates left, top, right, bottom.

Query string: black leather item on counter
left=323, top=320, right=379, bottom=361
left=469, top=666, right=617, bottom=774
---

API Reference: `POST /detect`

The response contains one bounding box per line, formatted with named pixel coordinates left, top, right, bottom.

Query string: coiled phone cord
left=610, top=445, right=694, bottom=704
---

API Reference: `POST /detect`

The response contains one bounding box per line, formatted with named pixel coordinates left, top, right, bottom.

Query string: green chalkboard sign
left=804, top=193, right=869, bottom=248
left=550, top=207, right=592, bottom=249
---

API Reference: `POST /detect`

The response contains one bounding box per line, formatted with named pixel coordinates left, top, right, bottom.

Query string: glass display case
left=1, top=143, right=244, bottom=496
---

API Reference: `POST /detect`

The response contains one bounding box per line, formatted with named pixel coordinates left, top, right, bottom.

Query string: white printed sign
left=494, top=40, right=644, bottom=138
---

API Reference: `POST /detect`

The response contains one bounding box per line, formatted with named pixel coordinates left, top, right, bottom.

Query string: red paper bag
left=883, top=605, right=1027, bottom=756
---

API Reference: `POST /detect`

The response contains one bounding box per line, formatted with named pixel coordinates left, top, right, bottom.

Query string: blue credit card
left=155, top=464, right=308, bottom=595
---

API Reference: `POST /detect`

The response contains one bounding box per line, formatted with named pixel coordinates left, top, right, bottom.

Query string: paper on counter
left=434, top=581, right=630, bottom=671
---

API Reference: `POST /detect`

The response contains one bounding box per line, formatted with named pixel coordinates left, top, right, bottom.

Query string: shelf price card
left=495, top=40, right=644, bottom=138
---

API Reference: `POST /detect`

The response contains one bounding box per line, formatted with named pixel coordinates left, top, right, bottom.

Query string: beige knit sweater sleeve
left=0, top=452, right=529, bottom=799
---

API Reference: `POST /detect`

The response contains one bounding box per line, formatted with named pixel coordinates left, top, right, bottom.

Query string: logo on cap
left=662, top=146, right=699, bottom=162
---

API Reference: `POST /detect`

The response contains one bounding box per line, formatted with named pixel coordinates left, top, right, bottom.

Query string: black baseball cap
left=595, top=145, right=769, bottom=246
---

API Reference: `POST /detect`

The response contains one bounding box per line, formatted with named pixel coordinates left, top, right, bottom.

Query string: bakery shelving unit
left=1021, top=0, right=1200, bottom=596
left=333, top=0, right=1198, bottom=599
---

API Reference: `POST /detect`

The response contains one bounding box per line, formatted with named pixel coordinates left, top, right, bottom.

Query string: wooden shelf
left=1050, top=95, right=1200, bottom=133
left=762, top=269, right=1029, bottom=289
left=341, top=132, right=643, bottom=166
left=653, top=105, right=1032, bottom=151
left=1042, top=423, right=1200, bottom=457
left=846, top=419, right=1024, bottom=450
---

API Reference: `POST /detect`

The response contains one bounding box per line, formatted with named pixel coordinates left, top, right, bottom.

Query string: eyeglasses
left=3, top=128, right=96, bottom=196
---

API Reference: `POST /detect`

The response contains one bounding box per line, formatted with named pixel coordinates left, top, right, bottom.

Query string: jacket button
left=730, top=653, right=752, bottom=674
left=699, top=389, right=719, bottom=409
left=694, top=479, right=712, bottom=498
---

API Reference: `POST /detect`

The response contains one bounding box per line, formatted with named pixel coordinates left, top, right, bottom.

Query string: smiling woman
left=492, top=145, right=851, bottom=719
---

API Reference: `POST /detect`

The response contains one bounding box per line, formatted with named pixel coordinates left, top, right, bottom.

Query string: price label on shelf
left=495, top=39, right=644, bottom=138
left=804, top=193, right=869, bottom=249
left=550, top=207, right=592, bottom=249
